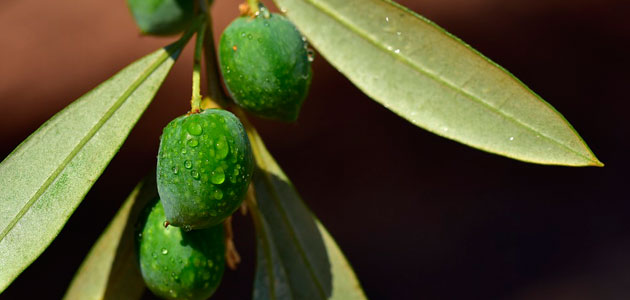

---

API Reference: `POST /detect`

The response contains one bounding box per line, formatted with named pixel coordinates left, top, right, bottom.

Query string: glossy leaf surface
left=246, top=125, right=366, bottom=300
left=63, top=177, right=157, bottom=300
left=273, top=0, right=601, bottom=166
left=0, top=32, right=193, bottom=292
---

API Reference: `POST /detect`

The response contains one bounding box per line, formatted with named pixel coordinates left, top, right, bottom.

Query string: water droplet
left=169, top=289, right=177, bottom=298
left=387, top=45, right=393, bottom=51
left=181, top=147, right=187, bottom=154
left=281, top=7, right=287, bottom=13
left=396, top=31, right=402, bottom=36
left=188, top=139, right=199, bottom=147
left=191, top=170, right=200, bottom=180
left=138, top=233, right=142, bottom=238
left=213, top=189, right=223, bottom=200
left=394, top=49, right=400, bottom=54
left=247, top=34, right=253, bottom=40
left=240, top=32, right=246, bottom=37
left=233, top=169, right=240, bottom=176
left=307, top=49, right=315, bottom=62
left=509, top=136, right=514, bottom=141
left=261, top=6, right=271, bottom=18
left=152, top=253, right=157, bottom=258
left=385, top=17, right=390, bottom=23
left=215, top=136, right=229, bottom=159
left=172, top=166, right=179, bottom=174
left=187, top=122, right=203, bottom=136
left=184, top=160, right=192, bottom=169
left=211, top=167, right=225, bottom=184
left=161, top=248, right=168, bottom=255
left=183, top=225, right=192, bottom=232
left=263, top=21, right=270, bottom=27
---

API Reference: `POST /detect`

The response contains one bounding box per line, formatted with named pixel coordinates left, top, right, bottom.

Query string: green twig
left=190, top=23, right=206, bottom=113
left=200, top=0, right=229, bottom=108
left=248, top=0, right=260, bottom=13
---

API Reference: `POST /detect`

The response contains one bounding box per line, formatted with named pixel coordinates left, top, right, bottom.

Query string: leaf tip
left=589, top=157, right=605, bottom=167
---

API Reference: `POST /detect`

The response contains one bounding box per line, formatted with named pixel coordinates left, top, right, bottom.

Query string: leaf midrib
left=250, top=131, right=327, bottom=300
left=299, top=0, right=597, bottom=165
left=0, top=50, right=172, bottom=244
left=251, top=203, right=279, bottom=300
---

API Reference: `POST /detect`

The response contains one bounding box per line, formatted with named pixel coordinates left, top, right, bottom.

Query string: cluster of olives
left=128, top=0, right=312, bottom=299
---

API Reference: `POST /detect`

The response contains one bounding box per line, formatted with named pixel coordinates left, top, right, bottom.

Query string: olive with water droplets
left=136, top=198, right=225, bottom=300
left=218, top=6, right=312, bottom=121
left=157, top=109, right=254, bottom=229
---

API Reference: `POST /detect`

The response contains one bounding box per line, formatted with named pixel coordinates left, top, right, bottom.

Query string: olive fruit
left=126, top=0, right=194, bottom=36
left=136, top=198, right=225, bottom=300
left=218, top=9, right=312, bottom=121
left=157, top=109, right=253, bottom=229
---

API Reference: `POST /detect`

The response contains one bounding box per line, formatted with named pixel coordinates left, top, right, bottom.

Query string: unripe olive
left=157, top=109, right=254, bottom=229
left=127, top=0, right=194, bottom=36
left=136, top=198, right=225, bottom=300
left=218, top=9, right=312, bottom=121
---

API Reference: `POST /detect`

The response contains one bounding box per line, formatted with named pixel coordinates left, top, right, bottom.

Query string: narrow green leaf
left=0, top=20, right=199, bottom=292
left=273, top=0, right=602, bottom=166
left=63, top=176, right=157, bottom=300
left=247, top=127, right=367, bottom=300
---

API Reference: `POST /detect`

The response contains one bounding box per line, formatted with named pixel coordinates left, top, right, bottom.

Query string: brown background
left=1, top=0, right=630, bottom=299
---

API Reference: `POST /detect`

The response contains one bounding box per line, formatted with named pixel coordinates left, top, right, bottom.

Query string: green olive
left=136, top=198, right=225, bottom=300
left=219, top=10, right=312, bottom=121
left=157, top=109, right=254, bottom=229
left=126, top=0, right=194, bottom=36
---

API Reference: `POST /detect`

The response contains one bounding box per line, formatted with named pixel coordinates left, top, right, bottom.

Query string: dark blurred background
left=1, top=0, right=629, bottom=299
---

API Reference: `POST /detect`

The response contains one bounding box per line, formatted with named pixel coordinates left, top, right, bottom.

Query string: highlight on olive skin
left=219, top=7, right=313, bottom=122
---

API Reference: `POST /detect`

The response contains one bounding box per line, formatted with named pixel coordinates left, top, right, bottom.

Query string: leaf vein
left=0, top=51, right=172, bottom=243
left=302, top=0, right=598, bottom=164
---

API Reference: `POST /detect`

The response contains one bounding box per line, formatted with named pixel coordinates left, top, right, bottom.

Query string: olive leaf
left=0, top=18, right=201, bottom=292
left=63, top=176, right=158, bottom=300
left=246, top=126, right=366, bottom=300
left=273, top=0, right=602, bottom=166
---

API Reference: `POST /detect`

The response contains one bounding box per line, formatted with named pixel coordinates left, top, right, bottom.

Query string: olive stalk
left=247, top=0, right=260, bottom=13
